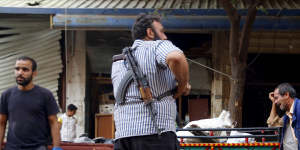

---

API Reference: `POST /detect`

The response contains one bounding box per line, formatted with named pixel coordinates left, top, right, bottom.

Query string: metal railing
left=176, top=127, right=281, bottom=143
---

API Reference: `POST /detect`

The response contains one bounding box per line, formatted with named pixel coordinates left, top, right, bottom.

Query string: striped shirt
left=111, top=39, right=182, bottom=139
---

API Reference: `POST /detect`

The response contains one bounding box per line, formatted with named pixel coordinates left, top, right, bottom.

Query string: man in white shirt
left=58, top=104, right=78, bottom=142
left=112, top=14, right=190, bottom=150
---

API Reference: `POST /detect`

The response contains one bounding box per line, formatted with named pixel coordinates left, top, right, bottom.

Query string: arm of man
left=267, top=102, right=280, bottom=127
left=166, top=51, right=191, bottom=99
left=57, top=117, right=62, bottom=130
left=267, top=92, right=283, bottom=127
left=48, top=115, right=60, bottom=148
left=0, top=114, right=7, bottom=150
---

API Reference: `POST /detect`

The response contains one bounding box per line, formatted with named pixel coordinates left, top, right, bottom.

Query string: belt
left=119, top=89, right=176, bottom=105
left=154, top=89, right=176, bottom=100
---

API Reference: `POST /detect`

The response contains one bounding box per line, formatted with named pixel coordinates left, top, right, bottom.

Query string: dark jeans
left=4, top=145, right=47, bottom=150
left=114, top=131, right=180, bottom=150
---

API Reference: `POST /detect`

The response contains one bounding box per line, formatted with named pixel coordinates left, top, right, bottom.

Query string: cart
left=177, top=127, right=281, bottom=150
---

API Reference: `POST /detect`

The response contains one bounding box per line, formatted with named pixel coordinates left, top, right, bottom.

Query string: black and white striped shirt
left=111, top=39, right=182, bottom=139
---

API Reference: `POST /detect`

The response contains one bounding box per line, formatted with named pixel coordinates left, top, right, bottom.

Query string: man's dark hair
left=131, top=13, right=161, bottom=40
left=67, top=104, right=78, bottom=111
left=17, top=56, right=37, bottom=72
left=276, top=83, right=296, bottom=98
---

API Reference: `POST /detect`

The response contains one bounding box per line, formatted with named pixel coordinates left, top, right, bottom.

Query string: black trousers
left=114, top=131, right=180, bottom=150
left=4, top=145, right=47, bottom=150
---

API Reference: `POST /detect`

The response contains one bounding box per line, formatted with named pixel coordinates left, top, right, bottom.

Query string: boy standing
left=58, top=104, right=78, bottom=142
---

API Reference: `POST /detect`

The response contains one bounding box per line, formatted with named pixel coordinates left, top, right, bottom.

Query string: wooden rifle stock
left=139, top=86, right=153, bottom=104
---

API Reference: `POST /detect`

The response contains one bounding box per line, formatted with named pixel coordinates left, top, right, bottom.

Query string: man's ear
left=284, top=92, right=290, bottom=98
left=33, top=71, right=37, bottom=77
left=146, top=28, right=154, bottom=39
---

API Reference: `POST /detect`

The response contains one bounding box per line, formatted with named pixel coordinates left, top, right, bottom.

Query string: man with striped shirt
left=111, top=14, right=190, bottom=150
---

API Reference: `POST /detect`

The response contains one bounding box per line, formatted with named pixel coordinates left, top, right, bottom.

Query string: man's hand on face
left=269, top=92, right=275, bottom=103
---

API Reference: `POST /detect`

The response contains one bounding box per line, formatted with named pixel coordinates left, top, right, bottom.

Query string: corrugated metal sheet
left=0, top=17, right=63, bottom=101
left=0, top=0, right=299, bottom=9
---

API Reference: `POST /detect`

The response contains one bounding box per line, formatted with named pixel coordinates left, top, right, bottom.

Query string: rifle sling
left=115, top=70, right=134, bottom=104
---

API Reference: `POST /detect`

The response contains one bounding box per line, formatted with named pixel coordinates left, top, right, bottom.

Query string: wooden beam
left=211, top=31, right=230, bottom=117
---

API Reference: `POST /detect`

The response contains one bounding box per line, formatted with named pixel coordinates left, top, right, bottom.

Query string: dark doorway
left=243, top=53, right=300, bottom=127
left=167, top=33, right=212, bottom=58
left=167, top=33, right=212, bottom=125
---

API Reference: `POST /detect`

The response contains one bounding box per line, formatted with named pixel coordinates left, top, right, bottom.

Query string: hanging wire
left=274, top=31, right=278, bottom=52
left=64, top=7, right=68, bottom=57
left=186, top=58, right=235, bottom=81
left=63, top=5, right=72, bottom=139
left=288, top=30, right=293, bottom=52
left=64, top=5, right=68, bottom=112
left=247, top=32, right=262, bottom=67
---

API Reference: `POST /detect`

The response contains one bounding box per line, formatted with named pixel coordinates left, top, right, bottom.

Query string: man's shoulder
left=293, top=98, right=300, bottom=118
left=294, top=98, right=300, bottom=107
left=59, top=113, right=67, bottom=119
left=134, top=40, right=173, bottom=47
left=72, top=116, right=77, bottom=120
left=149, top=40, right=173, bottom=46
left=4, top=86, right=17, bottom=91
left=153, top=40, right=180, bottom=52
left=60, top=113, right=77, bottom=121
left=34, top=85, right=53, bottom=95
left=1, top=86, right=18, bottom=96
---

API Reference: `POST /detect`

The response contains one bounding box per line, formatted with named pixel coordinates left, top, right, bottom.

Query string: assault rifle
left=123, top=47, right=153, bottom=104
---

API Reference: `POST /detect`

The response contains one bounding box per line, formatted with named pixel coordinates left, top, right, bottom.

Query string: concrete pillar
left=66, top=31, right=86, bottom=137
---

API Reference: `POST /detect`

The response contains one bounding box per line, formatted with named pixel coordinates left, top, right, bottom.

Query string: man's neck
left=287, top=98, right=295, bottom=112
left=18, top=83, right=34, bottom=91
left=143, top=37, right=153, bottom=41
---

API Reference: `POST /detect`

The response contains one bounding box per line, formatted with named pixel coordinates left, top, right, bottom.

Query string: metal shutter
left=0, top=16, right=63, bottom=102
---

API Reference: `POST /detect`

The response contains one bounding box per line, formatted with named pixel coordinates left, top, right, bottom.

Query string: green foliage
left=152, top=9, right=161, bottom=16
left=150, top=9, right=173, bottom=19
left=258, top=7, right=268, bottom=15
left=231, top=0, right=239, bottom=5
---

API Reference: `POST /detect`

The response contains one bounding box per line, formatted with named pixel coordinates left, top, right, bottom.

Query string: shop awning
left=1, top=0, right=300, bottom=30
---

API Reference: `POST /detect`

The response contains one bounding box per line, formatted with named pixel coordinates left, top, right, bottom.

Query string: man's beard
left=275, top=104, right=286, bottom=118
left=151, top=28, right=161, bottom=41
left=16, top=75, right=32, bottom=87
left=153, top=34, right=160, bottom=41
